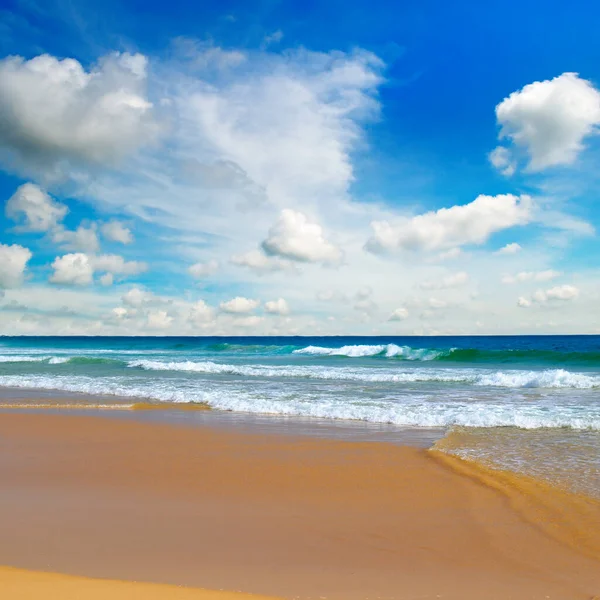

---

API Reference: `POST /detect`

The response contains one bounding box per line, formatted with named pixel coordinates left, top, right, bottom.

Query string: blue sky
left=1, top=0, right=600, bottom=335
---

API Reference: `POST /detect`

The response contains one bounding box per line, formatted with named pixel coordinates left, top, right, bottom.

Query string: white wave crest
left=128, top=360, right=600, bottom=389
left=293, top=344, right=446, bottom=360
left=128, top=359, right=470, bottom=383
left=1, top=374, right=599, bottom=430
left=476, top=369, right=598, bottom=389
left=0, top=355, right=50, bottom=363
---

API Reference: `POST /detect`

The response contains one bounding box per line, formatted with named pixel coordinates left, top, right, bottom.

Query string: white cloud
left=0, top=243, right=32, bottom=288
left=231, top=315, right=264, bottom=328
left=112, top=306, right=128, bottom=319
left=389, top=307, right=409, bottom=321
left=52, top=224, right=100, bottom=253
left=496, top=242, right=521, bottom=255
left=438, top=248, right=462, bottom=261
left=171, top=37, right=247, bottom=71
left=49, top=253, right=94, bottom=286
left=536, top=284, right=579, bottom=302
left=420, top=271, right=469, bottom=290
left=519, top=284, right=580, bottom=307
left=367, top=194, right=532, bottom=253
left=488, top=146, right=516, bottom=176
left=264, top=298, right=290, bottom=315
left=101, top=221, right=133, bottom=244
left=492, top=73, right=600, bottom=172
left=502, top=270, right=561, bottom=284
left=122, top=287, right=152, bottom=307
left=219, top=296, right=260, bottom=314
left=188, top=300, right=214, bottom=325
left=91, top=254, right=147, bottom=276
left=48, top=252, right=146, bottom=287
left=188, top=259, right=219, bottom=278
left=230, top=250, right=294, bottom=274
left=5, top=183, right=67, bottom=231
left=428, top=298, right=447, bottom=309
left=146, top=309, right=173, bottom=329
left=177, top=47, right=382, bottom=209
left=262, top=209, right=343, bottom=264
left=0, top=52, right=157, bottom=175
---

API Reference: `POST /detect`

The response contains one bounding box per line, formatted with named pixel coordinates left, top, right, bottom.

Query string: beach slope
left=0, top=412, right=598, bottom=599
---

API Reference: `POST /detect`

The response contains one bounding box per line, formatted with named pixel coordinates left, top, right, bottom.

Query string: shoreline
left=0, top=411, right=599, bottom=599
left=0, top=386, right=445, bottom=447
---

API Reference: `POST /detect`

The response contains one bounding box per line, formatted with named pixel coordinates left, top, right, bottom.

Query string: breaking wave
left=1, top=374, right=599, bottom=430
left=129, top=360, right=600, bottom=389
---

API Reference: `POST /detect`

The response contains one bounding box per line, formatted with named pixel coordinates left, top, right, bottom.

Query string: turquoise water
left=0, top=335, right=599, bottom=494
left=1, top=335, right=600, bottom=428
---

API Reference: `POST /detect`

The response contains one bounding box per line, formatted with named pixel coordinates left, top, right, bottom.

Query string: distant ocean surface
left=0, top=335, right=599, bottom=497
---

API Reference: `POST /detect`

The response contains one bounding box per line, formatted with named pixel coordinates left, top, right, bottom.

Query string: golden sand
left=0, top=566, right=278, bottom=600
left=0, top=412, right=598, bottom=599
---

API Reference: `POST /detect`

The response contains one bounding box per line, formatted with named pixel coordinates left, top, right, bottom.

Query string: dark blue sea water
left=1, top=335, right=598, bottom=495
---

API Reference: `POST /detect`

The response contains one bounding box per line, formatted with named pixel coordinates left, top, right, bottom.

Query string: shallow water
left=0, top=335, right=598, bottom=496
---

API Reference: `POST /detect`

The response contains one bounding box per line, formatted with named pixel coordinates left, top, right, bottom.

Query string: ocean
left=0, top=335, right=598, bottom=497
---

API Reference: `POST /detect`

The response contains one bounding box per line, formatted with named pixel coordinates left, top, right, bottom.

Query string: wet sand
left=0, top=412, right=599, bottom=599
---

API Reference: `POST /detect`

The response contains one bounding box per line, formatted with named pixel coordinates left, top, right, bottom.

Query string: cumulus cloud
left=502, top=270, right=560, bottom=284
left=231, top=315, right=264, bottom=328
left=146, top=309, right=173, bottom=329
left=366, top=194, right=532, bottom=253
left=496, top=243, right=522, bottom=255
left=49, top=253, right=145, bottom=286
left=491, top=73, right=600, bottom=172
left=420, top=271, right=469, bottom=290
left=122, top=287, right=153, bottom=307
left=101, top=221, right=133, bottom=244
left=264, top=298, right=290, bottom=315
left=5, top=183, right=67, bottom=231
left=488, top=146, right=516, bottom=177
left=0, top=52, right=157, bottom=175
left=112, top=306, right=129, bottom=319
left=262, top=209, right=343, bottom=264
left=437, top=248, right=462, bottom=261
left=230, top=250, right=294, bottom=274
left=519, top=284, right=580, bottom=307
left=219, top=296, right=260, bottom=314
left=389, top=307, right=409, bottom=321
left=0, top=243, right=32, bottom=288
left=534, top=284, right=579, bottom=302
left=51, top=224, right=100, bottom=253
left=49, top=253, right=94, bottom=286
left=188, top=259, right=219, bottom=278
left=91, top=254, right=147, bottom=277
left=188, top=300, right=214, bottom=325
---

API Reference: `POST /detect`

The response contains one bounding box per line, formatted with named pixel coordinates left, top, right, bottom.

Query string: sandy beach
left=0, top=412, right=598, bottom=599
